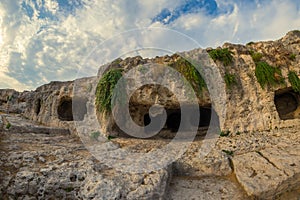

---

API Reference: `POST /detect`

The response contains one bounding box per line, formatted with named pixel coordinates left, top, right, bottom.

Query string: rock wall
left=220, top=31, right=300, bottom=133
left=95, top=30, right=300, bottom=135
left=1, top=30, right=300, bottom=136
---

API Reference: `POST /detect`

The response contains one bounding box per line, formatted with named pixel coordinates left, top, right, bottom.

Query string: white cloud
left=0, top=0, right=299, bottom=91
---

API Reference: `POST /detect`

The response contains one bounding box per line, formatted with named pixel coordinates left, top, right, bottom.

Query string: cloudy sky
left=0, top=0, right=300, bottom=91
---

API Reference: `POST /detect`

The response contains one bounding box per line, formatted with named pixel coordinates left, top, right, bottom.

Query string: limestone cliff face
left=1, top=30, right=299, bottom=136
left=220, top=31, right=300, bottom=133
left=95, top=30, right=300, bottom=135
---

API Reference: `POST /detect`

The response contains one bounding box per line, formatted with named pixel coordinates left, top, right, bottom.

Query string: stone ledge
left=3, top=115, right=70, bottom=135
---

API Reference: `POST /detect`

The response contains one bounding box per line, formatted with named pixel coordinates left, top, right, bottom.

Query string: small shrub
left=246, top=41, right=255, bottom=45
left=6, top=122, right=11, bottom=129
left=289, top=54, right=296, bottom=61
left=222, top=150, right=234, bottom=156
left=208, top=48, right=234, bottom=66
left=95, top=68, right=124, bottom=113
left=288, top=71, right=300, bottom=93
left=255, top=61, right=284, bottom=89
left=220, top=130, right=230, bottom=137
left=108, top=135, right=117, bottom=140
left=224, top=73, right=237, bottom=89
left=90, top=131, right=100, bottom=141
left=236, top=131, right=241, bottom=135
left=250, top=51, right=263, bottom=63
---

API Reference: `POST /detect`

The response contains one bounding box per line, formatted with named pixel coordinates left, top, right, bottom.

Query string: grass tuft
left=208, top=48, right=234, bottom=66
left=250, top=51, right=263, bottom=63
left=169, top=57, right=207, bottom=96
left=289, top=53, right=296, bottom=61
left=6, top=122, right=11, bottom=129
left=255, top=61, right=284, bottom=89
left=220, top=130, right=230, bottom=137
left=288, top=71, right=300, bottom=93
left=224, top=73, right=237, bottom=89
left=222, top=150, right=234, bottom=156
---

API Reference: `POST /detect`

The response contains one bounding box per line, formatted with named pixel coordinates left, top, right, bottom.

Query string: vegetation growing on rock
left=254, top=61, right=284, bottom=89
left=250, top=50, right=263, bottom=63
left=224, top=73, right=237, bottom=90
left=208, top=48, right=234, bottom=66
left=289, top=53, right=296, bottom=61
left=90, top=131, right=100, bottom=141
left=6, top=122, right=11, bottom=129
left=288, top=71, right=300, bottom=93
left=169, top=57, right=207, bottom=96
left=95, top=68, right=123, bottom=113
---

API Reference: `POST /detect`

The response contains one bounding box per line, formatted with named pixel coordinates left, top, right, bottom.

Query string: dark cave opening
left=57, top=97, right=73, bottom=121
left=144, top=113, right=151, bottom=126
left=143, top=106, right=214, bottom=133
left=274, top=89, right=299, bottom=120
left=0, top=100, right=7, bottom=106
left=166, top=111, right=181, bottom=132
left=34, top=99, right=41, bottom=116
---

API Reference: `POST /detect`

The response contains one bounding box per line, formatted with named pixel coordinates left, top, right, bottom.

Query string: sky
left=0, top=0, right=300, bottom=91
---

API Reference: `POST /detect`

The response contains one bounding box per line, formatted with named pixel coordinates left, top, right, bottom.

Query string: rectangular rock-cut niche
left=57, top=96, right=74, bottom=121
left=274, top=88, right=300, bottom=120
left=57, top=96, right=88, bottom=121
left=128, top=104, right=217, bottom=138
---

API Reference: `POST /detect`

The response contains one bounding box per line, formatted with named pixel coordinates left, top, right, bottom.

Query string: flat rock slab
left=232, top=144, right=300, bottom=199
left=166, top=176, right=248, bottom=200
left=3, top=115, right=69, bottom=135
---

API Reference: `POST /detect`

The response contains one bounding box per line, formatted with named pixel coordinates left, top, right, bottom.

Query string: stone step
left=165, top=176, right=248, bottom=200
left=2, top=115, right=69, bottom=135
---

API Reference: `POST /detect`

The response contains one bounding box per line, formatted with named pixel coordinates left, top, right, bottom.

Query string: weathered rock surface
left=1, top=113, right=300, bottom=199
left=2, top=114, right=70, bottom=135
left=0, top=114, right=171, bottom=199
left=1, top=30, right=300, bottom=199
left=233, top=145, right=300, bottom=199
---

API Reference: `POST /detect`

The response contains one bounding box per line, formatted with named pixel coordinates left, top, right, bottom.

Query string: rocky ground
left=1, top=113, right=300, bottom=199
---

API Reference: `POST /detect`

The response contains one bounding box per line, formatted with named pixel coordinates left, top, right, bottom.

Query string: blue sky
left=0, top=0, right=300, bottom=91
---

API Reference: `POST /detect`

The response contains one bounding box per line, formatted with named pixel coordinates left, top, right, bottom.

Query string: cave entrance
left=143, top=105, right=213, bottom=134
left=57, top=97, right=73, bottom=121
left=274, top=89, right=300, bottom=120
left=34, top=99, right=41, bottom=116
